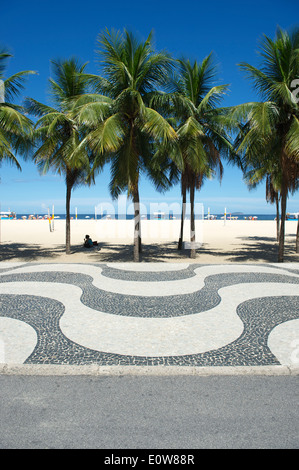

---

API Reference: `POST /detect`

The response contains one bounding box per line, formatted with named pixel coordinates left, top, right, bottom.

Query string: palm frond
left=4, top=70, right=37, bottom=101
left=142, top=107, right=177, bottom=142
left=24, top=98, right=58, bottom=117
left=285, top=116, right=299, bottom=161
left=84, top=112, right=126, bottom=156
left=197, top=84, right=229, bottom=113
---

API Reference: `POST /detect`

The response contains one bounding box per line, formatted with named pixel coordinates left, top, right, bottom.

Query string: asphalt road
left=0, top=375, right=298, bottom=450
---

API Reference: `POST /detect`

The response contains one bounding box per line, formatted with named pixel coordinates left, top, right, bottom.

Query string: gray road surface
left=0, top=375, right=298, bottom=449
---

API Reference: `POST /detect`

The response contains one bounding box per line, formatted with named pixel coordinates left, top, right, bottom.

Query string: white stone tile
left=0, top=281, right=298, bottom=358
left=268, top=319, right=299, bottom=366
left=0, top=317, right=37, bottom=364
left=1, top=263, right=299, bottom=297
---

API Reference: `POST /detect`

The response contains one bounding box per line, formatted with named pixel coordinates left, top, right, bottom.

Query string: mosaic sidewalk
left=0, top=262, right=299, bottom=368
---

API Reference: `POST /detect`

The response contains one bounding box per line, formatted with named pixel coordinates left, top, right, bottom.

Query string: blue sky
left=1, top=0, right=298, bottom=215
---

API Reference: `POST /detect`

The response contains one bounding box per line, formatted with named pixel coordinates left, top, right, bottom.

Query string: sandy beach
left=0, top=218, right=298, bottom=263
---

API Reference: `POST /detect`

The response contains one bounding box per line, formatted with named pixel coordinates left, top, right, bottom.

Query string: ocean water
left=13, top=213, right=298, bottom=221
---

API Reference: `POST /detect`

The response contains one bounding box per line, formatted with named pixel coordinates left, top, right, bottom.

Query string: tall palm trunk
left=178, top=184, right=186, bottom=250
left=190, top=180, right=196, bottom=259
left=278, top=183, right=287, bottom=262
left=278, top=151, right=289, bottom=263
left=275, top=194, right=280, bottom=242
left=66, top=176, right=72, bottom=255
left=133, top=186, right=141, bottom=262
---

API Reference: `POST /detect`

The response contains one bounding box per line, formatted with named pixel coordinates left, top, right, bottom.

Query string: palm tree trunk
left=275, top=194, right=280, bottom=242
left=296, top=218, right=299, bottom=253
left=278, top=185, right=287, bottom=262
left=190, top=181, right=196, bottom=259
left=133, top=187, right=141, bottom=262
left=178, top=186, right=186, bottom=250
left=66, top=179, right=72, bottom=255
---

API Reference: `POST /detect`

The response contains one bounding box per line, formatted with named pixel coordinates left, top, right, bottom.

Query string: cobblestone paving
left=0, top=262, right=299, bottom=367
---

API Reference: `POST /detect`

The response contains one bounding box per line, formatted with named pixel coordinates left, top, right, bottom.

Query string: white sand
left=0, top=218, right=298, bottom=263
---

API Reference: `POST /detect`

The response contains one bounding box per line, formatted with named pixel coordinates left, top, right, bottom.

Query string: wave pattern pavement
left=0, top=262, right=299, bottom=367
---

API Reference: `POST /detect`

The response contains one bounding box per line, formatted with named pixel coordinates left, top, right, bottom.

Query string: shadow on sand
left=0, top=243, right=67, bottom=262
left=199, top=236, right=297, bottom=263
left=0, top=235, right=298, bottom=263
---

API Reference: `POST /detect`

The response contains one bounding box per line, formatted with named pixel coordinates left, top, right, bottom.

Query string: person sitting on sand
left=84, top=234, right=98, bottom=248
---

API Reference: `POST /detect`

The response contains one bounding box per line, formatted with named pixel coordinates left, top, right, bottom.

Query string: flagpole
left=48, top=207, right=51, bottom=232
left=52, top=205, right=54, bottom=231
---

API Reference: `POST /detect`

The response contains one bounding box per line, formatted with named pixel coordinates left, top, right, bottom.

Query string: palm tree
left=154, top=56, right=233, bottom=257
left=235, top=27, right=299, bottom=262
left=242, top=157, right=281, bottom=240
left=26, top=58, right=95, bottom=254
left=75, top=29, right=177, bottom=261
left=0, top=48, right=35, bottom=169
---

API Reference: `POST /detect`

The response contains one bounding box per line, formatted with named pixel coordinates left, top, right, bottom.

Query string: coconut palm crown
left=0, top=48, right=35, bottom=169
left=25, top=58, right=95, bottom=254
left=75, top=29, right=178, bottom=261
left=152, top=54, right=233, bottom=256
left=233, top=27, right=299, bottom=261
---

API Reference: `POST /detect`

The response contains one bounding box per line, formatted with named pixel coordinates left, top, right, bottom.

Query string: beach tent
left=153, top=212, right=165, bottom=219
